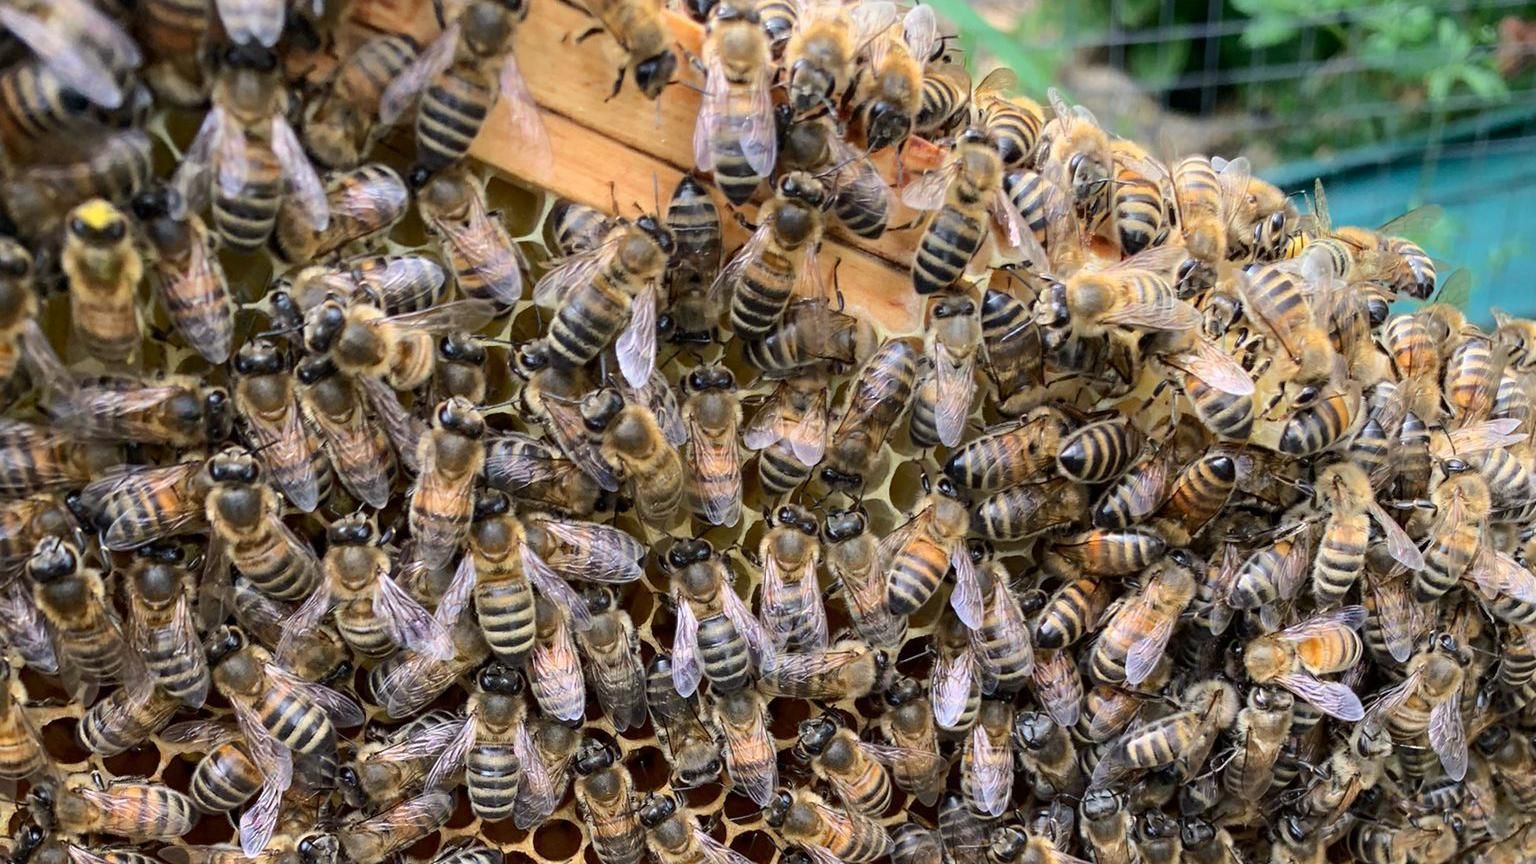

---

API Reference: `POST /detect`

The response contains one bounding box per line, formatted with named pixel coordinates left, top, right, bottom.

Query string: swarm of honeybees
left=0, top=0, right=1535, bottom=864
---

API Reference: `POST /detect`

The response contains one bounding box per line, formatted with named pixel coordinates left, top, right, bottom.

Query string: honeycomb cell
left=533, top=818, right=584, bottom=860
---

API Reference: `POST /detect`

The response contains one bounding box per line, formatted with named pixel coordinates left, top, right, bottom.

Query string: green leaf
left=1459, top=65, right=1510, bottom=100
left=1426, top=67, right=1452, bottom=102
left=1243, top=14, right=1299, bottom=48
left=925, top=0, right=1054, bottom=91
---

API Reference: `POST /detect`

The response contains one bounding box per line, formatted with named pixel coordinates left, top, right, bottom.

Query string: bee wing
left=859, top=741, right=947, bottom=780
left=621, top=370, right=689, bottom=447
left=788, top=392, right=829, bottom=465
left=18, top=319, right=73, bottom=399
left=933, top=338, right=977, bottom=449
left=993, top=189, right=1051, bottom=273
left=900, top=164, right=954, bottom=211
left=384, top=715, right=467, bottom=762
left=686, top=414, right=742, bottom=529
left=304, top=393, right=393, bottom=510
left=1430, top=418, right=1526, bottom=459
left=1466, top=547, right=1536, bottom=605
left=695, top=826, right=754, bottom=864
left=721, top=577, right=770, bottom=666
left=271, top=115, right=330, bottom=232
left=671, top=593, right=704, bottom=697
left=1157, top=337, right=1255, bottom=396
left=1096, top=296, right=1203, bottom=332
left=533, top=242, right=610, bottom=307
left=1363, top=499, right=1426, bottom=571
left=710, top=221, right=774, bottom=312
left=1277, top=604, right=1367, bottom=642
left=520, top=541, right=594, bottom=631
left=63, top=846, right=112, bottom=864
left=160, top=720, right=236, bottom=748
left=849, top=1, right=898, bottom=48
left=531, top=614, right=585, bottom=723
left=902, top=3, right=939, bottom=62
left=380, top=25, right=460, bottom=126
left=949, top=544, right=984, bottom=630
left=1366, top=576, right=1420, bottom=663
left=693, top=51, right=725, bottom=172
left=266, top=663, right=365, bottom=728
left=540, top=519, right=647, bottom=583
left=435, top=192, right=525, bottom=305
left=932, top=644, right=977, bottom=728
left=1276, top=672, right=1364, bottom=721
left=1212, top=155, right=1252, bottom=224
left=498, top=50, right=553, bottom=180
left=719, top=706, right=776, bottom=806
left=238, top=739, right=292, bottom=856
left=82, top=463, right=207, bottom=550
left=541, top=392, right=621, bottom=492
left=1124, top=607, right=1178, bottom=687
left=170, top=594, right=210, bottom=707
left=52, top=385, right=186, bottom=441
left=975, top=66, right=1020, bottom=98
left=385, top=298, right=499, bottom=335
left=375, top=571, right=455, bottom=661
left=1361, top=668, right=1420, bottom=731
left=377, top=652, right=451, bottom=719
left=0, top=579, right=59, bottom=675
left=422, top=711, right=476, bottom=789
left=829, top=136, right=893, bottom=218
left=156, top=235, right=232, bottom=365
left=760, top=554, right=792, bottom=648
left=512, top=720, right=557, bottom=828
left=239, top=398, right=321, bottom=514
left=743, top=69, right=777, bottom=179
left=968, top=722, right=1013, bottom=817
left=0, top=5, right=124, bottom=109
left=1376, top=203, right=1445, bottom=241
left=877, top=510, right=929, bottom=572
left=794, top=847, right=845, bottom=864
left=617, top=283, right=659, bottom=390
left=215, top=0, right=283, bottom=46
left=1031, top=650, right=1082, bottom=727
left=276, top=578, right=335, bottom=663
left=436, top=553, right=479, bottom=630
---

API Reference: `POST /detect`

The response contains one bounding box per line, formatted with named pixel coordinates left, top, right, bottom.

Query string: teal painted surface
left=1272, top=143, right=1536, bottom=326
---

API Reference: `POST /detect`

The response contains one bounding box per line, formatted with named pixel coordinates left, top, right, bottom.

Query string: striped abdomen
left=253, top=685, right=337, bottom=761
left=1312, top=511, right=1367, bottom=605
left=913, top=207, right=983, bottom=295
left=887, top=538, right=947, bottom=618
left=908, top=378, right=940, bottom=449
left=154, top=246, right=232, bottom=364
left=730, top=242, right=801, bottom=338
left=1111, top=166, right=1165, bottom=255
left=0, top=63, right=91, bottom=157
left=1172, top=156, right=1220, bottom=224
left=225, top=524, right=318, bottom=602
left=549, top=272, right=630, bottom=367
left=1278, top=393, right=1354, bottom=456
left=1445, top=334, right=1498, bottom=426
left=337, top=595, right=395, bottom=659
left=707, top=88, right=764, bottom=205
left=189, top=742, right=261, bottom=812
left=1185, top=374, right=1254, bottom=442
left=139, top=621, right=211, bottom=704
left=982, top=99, right=1043, bottom=169
left=758, top=441, right=813, bottom=496
left=0, top=702, right=43, bottom=779
left=212, top=138, right=281, bottom=251
left=475, top=575, right=537, bottom=668
left=416, top=65, right=494, bottom=174
left=697, top=612, right=751, bottom=693
left=1416, top=524, right=1479, bottom=601
left=466, top=741, right=520, bottom=820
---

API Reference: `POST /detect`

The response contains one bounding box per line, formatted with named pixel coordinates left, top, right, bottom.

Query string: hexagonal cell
left=532, top=818, right=584, bottom=860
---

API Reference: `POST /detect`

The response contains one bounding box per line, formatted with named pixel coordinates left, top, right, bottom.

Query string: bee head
left=296, top=834, right=337, bottom=864
left=209, top=448, right=261, bottom=484
left=12, top=822, right=46, bottom=864
left=1080, top=787, right=1121, bottom=820
left=477, top=662, right=524, bottom=695
left=883, top=673, right=920, bottom=707
left=778, top=849, right=812, bottom=864
left=67, top=199, right=128, bottom=245
left=573, top=737, right=615, bottom=776
left=25, top=537, right=77, bottom=583
left=665, top=538, right=713, bottom=570
left=474, top=488, right=512, bottom=521
left=764, top=790, right=793, bottom=827
left=223, top=42, right=279, bottom=73
left=206, top=626, right=247, bottom=664
left=777, top=172, right=827, bottom=209
left=204, top=388, right=233, bottom=442
left=130, top=185, right=179, bottom=222
left=327, top=514, right=374, bottom=546
left=1180, top=817, right=1216, bottom=848
left=637, top=793, right=677, bottom=828
left=436, top=397, right=486, bottom=439
left=864, top=102, right=911, bottom=153
left=579, top=389, right=624, bottom=432
left=685, top=364, right=734, bottom=394
left=967, top=538, right=993, bottom=565
left=234, top=339, right=287, bottom=376
left=512, top=340, right=550, bottom=378
left=294, top=354, right=337, bottom=386
left=634, top=49, right=677, bottom=100
left=822, top=509, right=866, bottom=542
left=583, top=586, right=614, bottom=615
left=1475, top=724, right=1510, bottom=755
left=438, top=333, right=486, bottom=365
left=304, top=300, right=348, bottom=354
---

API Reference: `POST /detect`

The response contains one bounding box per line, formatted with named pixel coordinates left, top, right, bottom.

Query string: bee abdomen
left=709, top=112, right=763, bottom=205
left=731, top=248, right=797, bottom=338
left=1416, top=525, right=1478, bottom=601
left=189, top=742, right=262, bottom=812
left=887, top=546, right=946, bottom=617
left=466, top=744, right=520, bottom=819
left=476, top=580, right=537, bottom=668
left=140, top=628, right=212, bottom=704
left=758, top=441, right=813, bottom=496
left=337, top=600, right=396, bottom=659
left=1312, top=513, right=1368, bottom=604
left=213, top=146, right=282, bottom=251
left=913, top=209, right=984, bottom=295
left=549, top=280, right=628, bottom=367
left=416, top=75, right=492, bottom=173
left=234, top=534, right=319, bottom=601
left=909, top=379, right=939, bottom=449
left=697, top=613, right=751, bottom=693
left=832, top=189, right=887, bottom=238
left=0, top=711, right=44, bottom=779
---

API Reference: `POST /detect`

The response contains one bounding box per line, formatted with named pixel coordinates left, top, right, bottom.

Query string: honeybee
left=903, top=128, right=1033, bottom=295
left=889, top=826, right=944, bottom=864
left=1148, top=452, right=1237, bottom=546
left=931, top=610, right=980, bottom=734
left=293, top=356, right=396, bottom=509
left=1296, top=179, right=1441, bottom=300
left=777, top=111, right=891, bottom=240
left=1243, top=605, right=1367, bottom=720
left=1002, top=165, right=1087, bottom=276
left=1169, top=155, right=1253, bottom=266
left=228, top=340, right=329, bottom=513
left=370, top=614, right=493, bottom=721
left=159, top=722, right=263, bottom=815
left=337, top=789, right=456, bottom=864
left=123, top=543, right=207, bottom=708
left=909, top=292, right=981, bottom=449
left=0, top=241, right=64, bottom=396
left=1418, top=467, right=1492, bottom=602
left=61, top=198, right=142, bottom=364
left=756, top=504, right=826, bottom=651
left=337, top=710, right=461, bottom=811
left=130, top=184, right=232, bottom=365
left=882, top=476, right=980, bottom=625
left=666, top=538, right=764, bottom=696
left=1089, top=702, right=1212, bottom=788
left=25, top=536, right=129, bottom=695
left=576, top=587, right=647, bottom=731
left=172, top=42, right=328, bottom=252
left=0, top=662, right=45, bottom=781
left=379, top=0, right=549, bottom=177
left=713, top=172, right=828, bottom=339
left=823, top=338, right=919, bottom=490
left=0, top=419, right=100, bottom=501
left=54, top=378, right=232, bottom=450
left=31, top=775, right=197, bottom=842
left=304, top=290, right=495, bottom=393
left=573, top=739, right=646, bottom=864
left=985, top=826, right=1092, bottom=864
left=694, top=0, right=776, bottom=204
left=661, top=175, right=721, bottom=343
left=534, top=215, right=673, bottom=387
left=711, top=687, right=775, bottom=805
left=201, top=448, right=322, bottom=604
left=742, top=371, right=829, bottom=496
left=644, top=654, right=723, bottom=789
left=483, top=431, right=602, bottom=517
left=638, top=793, right=753, bottom=864
left=1089, top=550, right=1198, bottom=685
left=415, top=166, right=526, bottom=310
left=1035, top=568, right=1112, bottom=649
left=1105, top=138, right=1169, bottom=256
left=1046, top=246, right=1199, bottom=346
left=1311, top=462, right=1424, bottom=605
left=527, top=594, right=586, bottom=722
left=1014, top=710, right=1082, bottom=799
left=943, top=407, right=1065, bottom=494
left=783, top=0, right=895, bottom=114
left=228, top=577, right=351, bottom=685
left=421, top=662, right=540, bottom=822
left=281, top=254, right=450, bottom=319
left=1, top=127, right=156, bottom=245
left=855, top=4, right=941, bottom=153
left=1220, top=685, right=1293, bottom=802
left=825, top=508, right=906, bottom=648
left=302, top=34, right=422, bottom=170
left=765, top=787, right=891, bottom=863
left=580, top=394, right=682, bottom=525
left=1365, top=632, right=1471, bottom=781
left=403, top=397, right=484, bottom=569
left=1037, top=88, right=1113, bottom=229
left=977, top=282, right=1046, bottom=416
left=962, top=698, right=1014, bottom=816
left=569, top=0, right=678, bottom=98
left=677, top=364, right=740, bottom=526
left=272, top=163, right=411, bottom=263
left=1079, top=788, right=1135, bottom=864
left=759, top=639, right=885, bottom=701
left=879, top=675, right=944, bottom=804
left=1238, top=261, right=1337, bottom=401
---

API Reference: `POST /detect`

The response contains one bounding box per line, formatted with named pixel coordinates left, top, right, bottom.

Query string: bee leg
left=574, top=26, right=606, bottom=45
left=732, top=212, right=759, bottom=233
left=432, top=0, right=449, bottom=29
left=606, top=67, right=627, bottom=101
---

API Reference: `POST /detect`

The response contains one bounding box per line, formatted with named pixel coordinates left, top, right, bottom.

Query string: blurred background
left=927, top=0, right=1536, bottom=321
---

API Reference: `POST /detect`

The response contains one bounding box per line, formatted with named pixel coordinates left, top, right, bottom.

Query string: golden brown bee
left=931, top=609, right=981, bottom=735
left=163, top=723, right=261, bottom=815
left=1418, top=467, right=1491, bottom=601
left=304, top=291, right=495, bottom=393
left=766, top=787, right=891, bottom=863
left=1106, top=137, right=1169, bottom=256
left=1090, top=550, right=1197, bottom=686
left=712, top=687, right=776, bottom=806
left=573, top=738, right=645, bottom=864
left=0, top=418, right=100, bottom=501
left=745, top=296, right=876, bottom=378
left=759, top=639, right=884, bottom=701
left=55, top=377, right=232, bottom=450
left=1035, top=570, right=1112, bottom=650
left=714, top=171, right=828, bottom=338
left=26, top=536, right=128, bottom=695
left=1243, top=605, right=1366, bottom=721
left=1311, top=462, right=1423, bottom=605
left=292, top=355, right=395, bottom=509
left=1051, top=527, right=1165, bottom=576
left=1219, top=685, right=1293, bottom=802
left=794, top=715, right=906, bottom=817
left=661, top=175, right=721, bottom=343
left=337, top=709, right=461, bottom=811
left=976, top=282, right=1044, bottom=412
left=0, top=662, right=45, bottom=781
left=680, top=364, right=741, bottom=526
left=302, top=34, right=421, bottom=170
left=694, top=0, right=776, bottom=204
left=756, top=503, right=825, bottom=651
left=1, top=128, right=155, bottom=245
left=172, top=42, right=327, bottom=252
left=31, top=775, right=197, bottom=842
left=910, top=292, right=981, bottom=449
left=581, top=393, right=682, bottom=525
left=1170, top=154, right=1252, bottom=265
left=204, top=447, right=321, bottom=603
left=529, top=594, right=586, bottom=723
left=878, top=676, right=945, bottom=805
left=944, top=406, right=1065, bottom=494
left=1045, top=245, right=1196, bottom=346
left=1148, top=452, right=1237, bottom=546
left=407, top=397, right=486, bottom=569
left=1035, top=87, right=1113, bottom=229
left=777, top=111, right=892, bottom=240
left=972, top=558, right=1037, bottom=696
left=784, top=0, right=895, bottom=114
left=483, top=430, right=602, bottom=517
left=273, top=164, right=410, bottom=264
left=133, top=0, right=211, bottom=107
left=0, top=239, right=67, bottom=395
left=638, top=793, right=751, bottom=864
left=1494, top=308, right=1536, bottom=373
left=884, top=476, right=979, bottom=624
left=130, top=184, right=232, bottom=364
left=571, top=0, right=679, bottom=98
left=338, top=789, right=456, bottom=864
left=379, top=0, right=550, bottom=178
left=422, top=663, right=537, bottom=822
left=1366, top=631, right=1470, bottom=780
left=903, top=128, right=1028, bottom=295
left=124, top=542, right=207, bottom=707
left=855, top=5, right=940, bottom=153
left=960, top=698, right=1014, bottom=816
left=826, top=508, right=906, bottom=648
left=1239, top=260, right=1337, bottom=401
left=416, top=166, right=526, bottom=310
left=743, top=370, right=830, bottom=496
left=81, top=679, right=185, bottom=759
left=535, top=215, right=673, bottom=383
left=575, top=587, right=647, bottom=731
left=666, top=537, right=761, bottom=695
left=644, top=654, right=723, bottom=789
left=230, top=339, right=331, bottom=513
left=824, top=338, right=919, bottom=490
left=61, top=198, right=141, bottom=364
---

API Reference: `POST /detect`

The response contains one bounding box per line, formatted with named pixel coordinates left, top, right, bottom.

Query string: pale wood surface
left=346, top=0, right=938, bottom=334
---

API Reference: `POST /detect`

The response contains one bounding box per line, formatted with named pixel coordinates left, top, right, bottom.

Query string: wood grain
left=345, top=0, right=938, bottom=334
